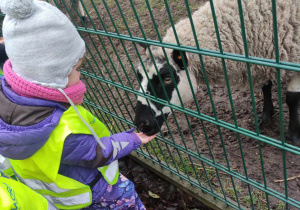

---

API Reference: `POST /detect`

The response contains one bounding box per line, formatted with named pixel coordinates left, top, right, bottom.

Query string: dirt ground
left=119, top=156, right=213, bottom=210
left=57, top=0, right=300, bottom=209
left=165, top=84, right=300, bottom=209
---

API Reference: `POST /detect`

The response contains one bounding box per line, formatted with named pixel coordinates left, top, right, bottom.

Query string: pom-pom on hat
left=0, top=0, right=86, bottom=88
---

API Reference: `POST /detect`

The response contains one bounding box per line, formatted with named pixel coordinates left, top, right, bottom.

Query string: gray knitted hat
left=0, top=0, right=86, bottom=88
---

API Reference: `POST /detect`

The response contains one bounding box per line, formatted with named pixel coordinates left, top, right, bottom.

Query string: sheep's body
left=134, top=0, right=300, bottom=145
left=151, top=0, right=300, bottom=90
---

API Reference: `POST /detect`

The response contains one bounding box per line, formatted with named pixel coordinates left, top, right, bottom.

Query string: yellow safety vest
left=10, top=106, right=119, bottom=209
left=0, top=170, right=57, bottom=210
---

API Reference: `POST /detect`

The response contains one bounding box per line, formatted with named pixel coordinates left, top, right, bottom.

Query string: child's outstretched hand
left=135, top=132, right=156, bottom=144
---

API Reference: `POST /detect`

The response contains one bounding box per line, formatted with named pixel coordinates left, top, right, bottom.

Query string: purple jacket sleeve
left=100, top=128, right=142, bottom=166
left=61, top=128, right=142, bottom=168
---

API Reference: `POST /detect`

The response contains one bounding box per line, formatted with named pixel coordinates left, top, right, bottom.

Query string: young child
left=0, top=0, right=156, bottom=209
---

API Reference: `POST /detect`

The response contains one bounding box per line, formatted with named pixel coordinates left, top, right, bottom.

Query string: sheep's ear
left=172, top=50, right=188, bottom=70
left=138, top=42, right=148, bottom=50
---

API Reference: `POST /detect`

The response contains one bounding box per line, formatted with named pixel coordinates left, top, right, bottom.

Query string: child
left=0, top=0, right=156, bottom=209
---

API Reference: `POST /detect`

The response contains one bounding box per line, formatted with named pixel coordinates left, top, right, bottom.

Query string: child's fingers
left=136, top=132, right=157, bottom=144
left=145, top=134, right=156, bottom=143
left=148, top=134, right=156, bottom=140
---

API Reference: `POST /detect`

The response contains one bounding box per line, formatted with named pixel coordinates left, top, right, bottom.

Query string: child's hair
left=0, top=0, right=85, bottom=89
left=0, top=43, right=8, bottom=68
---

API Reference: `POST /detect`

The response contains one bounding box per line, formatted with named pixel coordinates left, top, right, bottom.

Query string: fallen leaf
left=148, top=191, right=160, bottom=199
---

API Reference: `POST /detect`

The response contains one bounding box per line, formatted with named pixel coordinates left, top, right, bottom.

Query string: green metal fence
left=2, top=0, right=300, bottom=209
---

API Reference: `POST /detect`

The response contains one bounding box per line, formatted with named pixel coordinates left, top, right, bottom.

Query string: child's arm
left=99, top=129, right=156, bottom=166
left=60, top=129, right=156, bottom=168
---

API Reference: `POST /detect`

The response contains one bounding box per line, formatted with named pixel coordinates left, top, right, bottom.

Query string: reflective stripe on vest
left=12, top=169, right=90, bottom=210
left=13, top=171, right=70, bottom=193
left=10, top=106, right=119, bottom=209
left=0, top=171, right=57, bottom=210
left=99, top=160, right=119, bottom=184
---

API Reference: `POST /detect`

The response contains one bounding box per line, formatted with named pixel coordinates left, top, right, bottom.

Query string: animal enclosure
left=2, top=0, right=300, bottom=209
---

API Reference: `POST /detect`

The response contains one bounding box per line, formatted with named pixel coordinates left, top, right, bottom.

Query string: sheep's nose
left=138, top=120, right=152, bottom=133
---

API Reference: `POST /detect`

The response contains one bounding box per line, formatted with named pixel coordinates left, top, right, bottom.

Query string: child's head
left=0, top=0, right=86, bottom=89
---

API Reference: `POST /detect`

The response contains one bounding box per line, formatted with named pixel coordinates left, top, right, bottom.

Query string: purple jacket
left=0, top=77, right=142, bottom=202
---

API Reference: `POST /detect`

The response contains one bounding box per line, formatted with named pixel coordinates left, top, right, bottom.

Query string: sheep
left=133, top=0, right=300, bottom=146
left=43, top=0, right=87, bottom=22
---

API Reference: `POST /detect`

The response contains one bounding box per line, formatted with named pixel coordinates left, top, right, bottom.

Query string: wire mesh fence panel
left=2, top=0, right=300, bottom=209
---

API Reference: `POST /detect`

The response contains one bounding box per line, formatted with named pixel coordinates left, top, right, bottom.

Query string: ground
left=54, top=0, right=300, bottom=209
left=119, top=156, right=213, bottom=210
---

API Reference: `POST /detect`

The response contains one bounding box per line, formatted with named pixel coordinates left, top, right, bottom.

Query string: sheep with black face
left=134, top=0, right=300, bottom=145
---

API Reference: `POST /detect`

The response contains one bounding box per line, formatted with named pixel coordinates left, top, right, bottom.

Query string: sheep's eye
left=163, top=77, right=172, bottom=84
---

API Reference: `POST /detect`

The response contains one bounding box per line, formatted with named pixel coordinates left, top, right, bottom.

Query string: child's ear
left=172, top=50, right=188, bottom=70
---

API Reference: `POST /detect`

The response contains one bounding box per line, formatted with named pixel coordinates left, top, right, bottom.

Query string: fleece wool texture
left=148, top=0, right=300, bottom=90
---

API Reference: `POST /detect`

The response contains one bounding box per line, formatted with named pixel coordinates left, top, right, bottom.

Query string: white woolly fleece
left=150, top=0, right=300, bottom=91
left=0, top=0, right=86, bottom=88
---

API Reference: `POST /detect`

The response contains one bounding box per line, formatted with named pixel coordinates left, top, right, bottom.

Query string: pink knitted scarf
left=3, top=60, right=86, bottom=105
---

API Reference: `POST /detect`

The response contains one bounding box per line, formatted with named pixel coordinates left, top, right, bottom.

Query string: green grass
left=276, top=201, right=286, bottom=210
left=243, top=190, right=268, bottom=210
left=226, top=185, right=242, bottom=199
left=143, top=140, right=198, bottom=177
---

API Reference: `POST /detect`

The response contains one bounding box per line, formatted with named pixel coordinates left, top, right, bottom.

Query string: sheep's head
left=134, top=46, right=197, bottom=136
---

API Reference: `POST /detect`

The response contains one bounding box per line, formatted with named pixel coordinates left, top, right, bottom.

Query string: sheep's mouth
left=134, top=102, right=169, bottom=136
